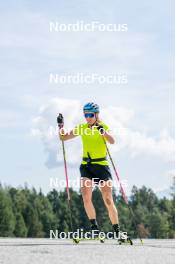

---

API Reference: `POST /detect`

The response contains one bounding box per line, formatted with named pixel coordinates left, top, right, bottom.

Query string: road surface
left=0, top=239, right=174, bottom=264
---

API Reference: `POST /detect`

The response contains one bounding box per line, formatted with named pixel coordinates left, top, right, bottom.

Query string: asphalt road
left=0, top=239, right=174, bottom=264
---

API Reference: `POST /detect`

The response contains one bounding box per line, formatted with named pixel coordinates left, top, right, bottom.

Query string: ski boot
left=89, top=224, right=105, bottom=243
left=118, top=231, right=133, bottom=245
left=112, top=225, right=133, bottom=245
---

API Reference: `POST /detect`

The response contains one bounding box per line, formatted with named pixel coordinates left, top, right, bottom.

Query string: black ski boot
left=89, top=219, right=105, bottom=243
left=112, top=224, right=133, bottom=245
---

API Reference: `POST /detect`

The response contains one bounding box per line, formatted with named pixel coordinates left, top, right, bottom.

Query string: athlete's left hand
left=96, top=123, right=105, bottom=135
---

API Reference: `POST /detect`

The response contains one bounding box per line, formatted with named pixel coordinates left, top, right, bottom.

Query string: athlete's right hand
left=57, top=113, right=64, bottom=128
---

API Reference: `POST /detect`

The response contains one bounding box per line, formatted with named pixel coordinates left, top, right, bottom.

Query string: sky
left=0, top=0, right=175, bottom=197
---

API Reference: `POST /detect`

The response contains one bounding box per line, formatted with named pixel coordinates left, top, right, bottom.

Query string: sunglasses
left=84, top=113, right=95, bottom=118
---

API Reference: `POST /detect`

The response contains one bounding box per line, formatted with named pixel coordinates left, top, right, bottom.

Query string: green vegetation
left=0, top=178, right=174, bottom=238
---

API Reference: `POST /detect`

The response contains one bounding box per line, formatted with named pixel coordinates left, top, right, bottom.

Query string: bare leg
left=99, top=180, right=119, bottom=224
left=80, top=177, right=96, bottom=219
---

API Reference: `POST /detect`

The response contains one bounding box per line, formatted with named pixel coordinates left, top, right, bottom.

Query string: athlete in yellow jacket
left=59, top=102, right=120, bottom=237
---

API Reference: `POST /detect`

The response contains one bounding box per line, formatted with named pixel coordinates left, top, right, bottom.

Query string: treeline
left=0, top=180, right=174, bottom=238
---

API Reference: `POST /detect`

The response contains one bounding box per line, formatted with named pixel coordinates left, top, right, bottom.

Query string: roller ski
left=73, top=223, right=105, bottom=244
left=111, top=224, right=133, bottom=245
left=117, top=232, right=133, bottom=245
left=73, top=234, right=105, bottom=244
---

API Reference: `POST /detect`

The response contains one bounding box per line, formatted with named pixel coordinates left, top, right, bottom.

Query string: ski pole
left=57, top=114, right=74, bottom=233
left=100, top=132, right=143, bottom=245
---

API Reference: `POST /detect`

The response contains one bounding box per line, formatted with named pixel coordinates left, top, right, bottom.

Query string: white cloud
left=119, top=128, right=175, bottom=162
left=31, top=97, right=175, bottom=168
left=31, top=98, right=82, bottom=168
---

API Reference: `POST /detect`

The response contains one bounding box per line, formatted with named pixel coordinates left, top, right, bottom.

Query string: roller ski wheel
left=118, top=236, right=133, bottom=245
left=73, top=238, right=80, bottom=244
left=99, top=237, right=105, bottom=243
left=127, top=237, right=133, bottom=245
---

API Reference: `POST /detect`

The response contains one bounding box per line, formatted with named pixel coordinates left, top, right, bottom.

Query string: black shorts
left=80, top=163, right=112, bottom=184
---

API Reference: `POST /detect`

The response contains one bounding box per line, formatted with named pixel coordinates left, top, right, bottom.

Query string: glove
left=57, top=113, right=64, bottom=129
left=96, top=123, right=105, bottom=135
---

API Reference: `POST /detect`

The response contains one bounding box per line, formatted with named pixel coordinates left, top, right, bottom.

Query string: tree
left=0, top=188, right=15, bottom=236
left=169, top=177, right=175, bottom=237
left=148, top=208, right=169, bottom=238
left=24, top=205, right=43, bottom=237
left=14, top=213, right=27, bottom=237
left=0, top=183, right=174, bottom=238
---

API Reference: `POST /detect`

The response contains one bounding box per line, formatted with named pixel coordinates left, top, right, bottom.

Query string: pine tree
left=148, top=208, right=169, bottom=238
left=0, top=188, right=15, bottom=236
left=25, top=205, right=43, bottom=237
left=14, top=213, right=27, bottom=237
